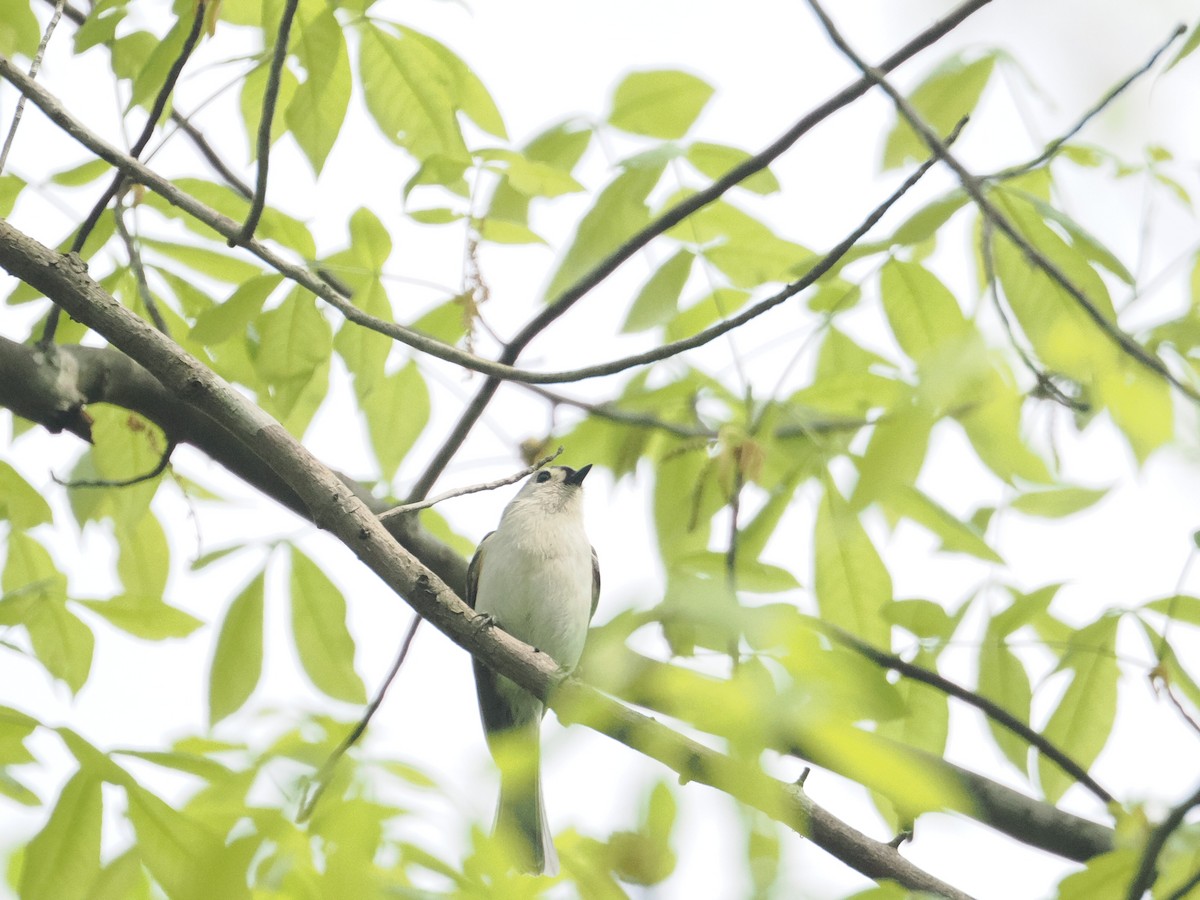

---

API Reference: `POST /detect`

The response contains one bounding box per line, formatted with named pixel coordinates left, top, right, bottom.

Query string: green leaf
left=128, top=13, right=194, bottom=111
left=886, top=486, right=1004, bottom=564
left=285, top=7, right=352, bottom=173
left=0, top=533, right=93, bottom=693
left=1056, top=849, right=1139, bottom=900
left=851, top=403, right=932, bottom=510
left=1037, top=616, right=1119, bottom=803
left=0, top=461, right=53, bottom=529
left=1095, top=361, right=1174, bottom=464
left=488, top=121, right=592, bottom=225
left=475, top=217, right=545, bottom=245
left=544, top=160, right=666, bottom=302
left=19, top=770, right=102, bottom=900
left=254, top=288, right=333, bottom=437
left=208, top=570, right=265, bottom=726
left=0, top=2, right=40, bottom=57
left=360, top=362, right=430, bottom=481
left=358, top=22, right=469, bottom=162
left=977, top=634, right=1033, bottom=773
left=878, top=648, right=948, bottom=756
left=1144, top=594, right=1200, bottom=626
left=290, top=549, right=366, bottom=704
left=883, top=599, right=956, bottom=642
left=1010, top=485, right=1108, bottom=518
left=878, top=258, right=969, bottom=364
left=78, top=596, right=202, bottom=641
left=1167, top=18, right=1200, bottom=70
left=88, top=405, right=169, bottom=525
left=954, top=365, right=1052, bottom=485
left=685, top=141, right=779, bottom=194
left=402, top=28, right=506, bottom=139
left=0, top=173, right=23, bottom=218
left=622, top=250, right=694, bottom=333
left=50, top=159, right=112, bottom=188
left=240, top=60, right=299, bottom=159
left=609, top=69, right=714, bottom=139
left=882, top=52, right=996, bottom=170
left=140, top=239, right=263, bottom=284
left=889, top=190, right=968, bottom=245
left=126, top=784, right=247, bottom=900
left=190, top=275, right=282, bottom=345
left=813, top=482, right=891, bottom=646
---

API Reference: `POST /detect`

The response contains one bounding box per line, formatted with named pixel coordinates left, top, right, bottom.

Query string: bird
left=466, top=463, right=599, bottom=876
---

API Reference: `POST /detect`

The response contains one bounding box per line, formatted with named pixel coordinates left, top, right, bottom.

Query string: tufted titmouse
left=467, top=464, right=600, bottom=875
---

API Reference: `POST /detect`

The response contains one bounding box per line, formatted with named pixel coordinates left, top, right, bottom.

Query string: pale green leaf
left=977, top=634, right=1033, bottom=773
left=622, top=250, right=694, bottom=333
left=488, top=121, right=592, bottom=225
left=50, top=159, right=112, bottom=188
left=240, top=61, right=299, bottom=159
left=361, top=362, right=429, bottom=481
left=609, top=69, right=713, bottom=139
left=19, top=770, right=102, bottom=900
left=887, top=486, right=1004, bottom=564
left=1144, top=594, right=1200, bottom=626
left=879, top=258, right=969, bottom=364
left=208, top=571, right=265, bottom=726
left=290, top=549, right=366, bottom=704
left=1037, top=616, right=1119, bottom=803
left=189, top=275, right=282, bottom=345
left=1056, top=849, right=1139, bottom=900
left=813, top=482, right=891, bottom=646
left=685, top=141, right=779, bottom=194
left=77, top=596, right=202, bottom=641
left=878, top=648, right=949, bottom=757
left=882, top=53, right=996, bottom=170
left=1010, top=486, right=1108, bottom=518
left=140, top=239, right=263, bottom=284
left=0, top=461, right=53, bottom=529
left=358, top=22, right=469, bottom=162
left=0, top=2, right=39, bottom=57
left=544, top=161, right=666, bottom=302
left=285, top=7, right=351, bottom=173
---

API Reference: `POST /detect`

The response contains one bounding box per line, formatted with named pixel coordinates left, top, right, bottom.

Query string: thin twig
left=805, top=2, right=1200, bottom=406
left=979, top=217, right=1088, bottom=411
left=824, top=624, right=1116, bottom=805
left=0, top=0, right=66, bottom=176
left=112, top=198, right=171, bottom=334
left=379, top=448, right=563, bottom=521
left=406, top=0, right=996, bottom=500
left=230, top=0, right=298, bottom=246
left=1126, top=781, right=1200, bottom=900
left=169, top=112, right=254, bottom=199
left=51, top=441, right=175, bottom=489
left=522, top=384, right=715, bottom=438
left=988, top=26, right=1185, bottom=181
left=296, top=612, right=423, bottom=823
left=42, top=1, right=208, bottom=346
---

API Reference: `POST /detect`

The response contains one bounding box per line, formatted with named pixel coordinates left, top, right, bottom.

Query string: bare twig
left=0, top=217, right=976, bottom=900
left=169, top=112, right=254, bottom=199
left=380, top=448, right=563, bottom=521
left=42, top=1, right=209, bottom=345
left=52, top=441, right=175, bottom=489
left=988, top=26, right=1185, bottom=181
left=112, top=199, right=170, bottom=334
left=825, top=624, right=1116, bottom=805
left=805, top=2, right=1200, bottom=406
left=230, top=0, right=298, bottom=246
left=979, top=218, right=1088, bottom=411
left=0, top=0, right=66, bottom=176
left=297, top=611, right=423, bottom=822
left=1126, top=781, right=1200, bottom=900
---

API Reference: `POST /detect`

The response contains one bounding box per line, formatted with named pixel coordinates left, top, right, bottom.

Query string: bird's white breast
left=474, top=507, right=593, bottom=670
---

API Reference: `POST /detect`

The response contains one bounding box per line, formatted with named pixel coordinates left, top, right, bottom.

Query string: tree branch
left=0, top=0, right=65, bottom=175
left=803, top=1, right=1200, bottom=406
left=1126, top=780, right=1200, bottom=900
left=825, top=624, right=1115, bottom=805
left=0, top=215, right=975, bottom=900
left=408, top=0, right=996, bottom=498
left=230, top=0, right=298, bottom=246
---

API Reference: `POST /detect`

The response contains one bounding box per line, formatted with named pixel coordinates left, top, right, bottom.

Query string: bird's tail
left=494, top=732, right=558, bottom=876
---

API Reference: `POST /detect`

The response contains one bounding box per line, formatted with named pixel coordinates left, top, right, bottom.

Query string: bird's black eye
left=536, top=470, right=552, bottom=483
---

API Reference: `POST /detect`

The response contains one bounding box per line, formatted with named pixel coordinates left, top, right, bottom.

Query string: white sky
left=2, top=1, right=1200, bottom=898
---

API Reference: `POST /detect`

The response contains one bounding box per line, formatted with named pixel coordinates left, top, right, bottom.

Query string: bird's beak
left=564, top=464, right=592, bottom=486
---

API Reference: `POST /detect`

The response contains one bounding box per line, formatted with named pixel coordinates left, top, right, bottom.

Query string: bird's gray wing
left=466, top=531, right=493, bottom=610
left=590, top=545, right=601, bottom=620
